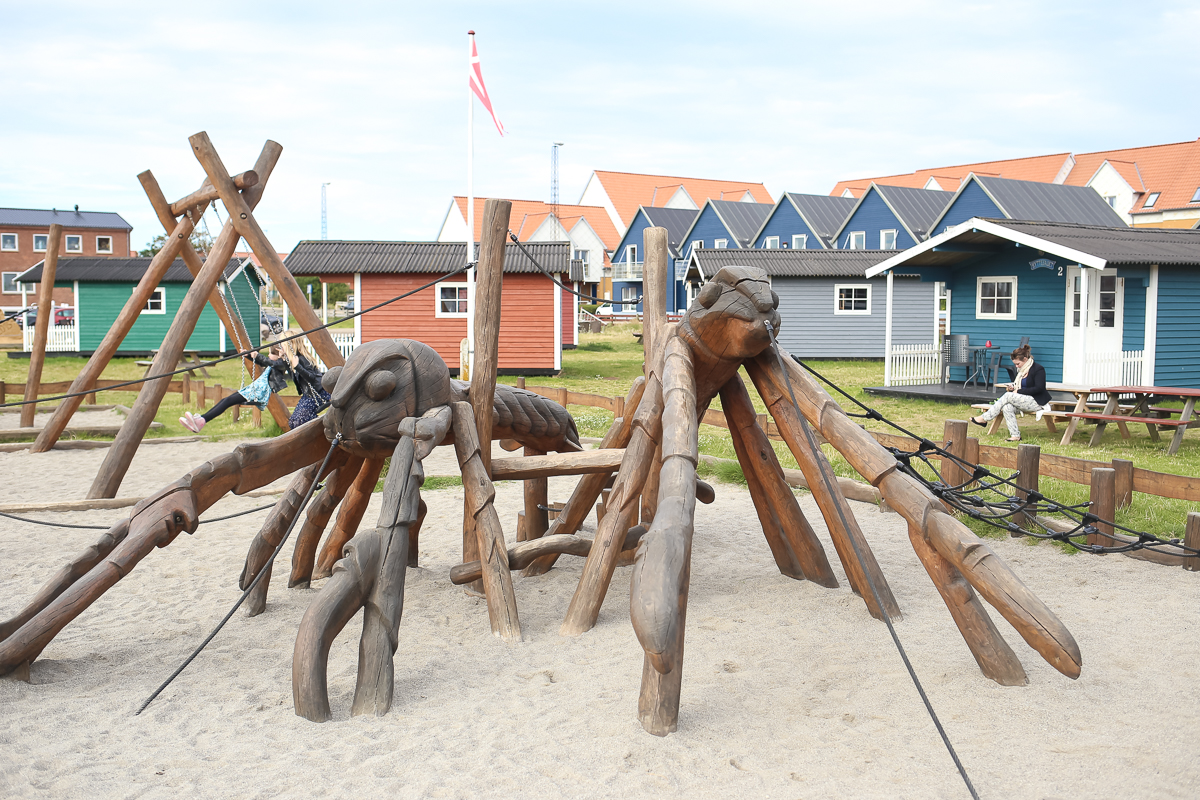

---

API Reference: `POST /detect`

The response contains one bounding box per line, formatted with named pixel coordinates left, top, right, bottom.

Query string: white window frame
left=625, top=244, right=638, bottom=263
left=763, top=236, right=779, bottom=249
left=1143, top=192, right=1160, bottom=209
left=880, top=229, right=897, bottom=250
left=33, top=234, right=48, bottom=252
left=834, top=284, right=871, bottom=315
left=0, top=233, right=17, bottom=252
left=64, top=235, right=83, bottom=253
left=139, top=286, right=166, bottom=315
left=848, top=231, right=865, bottom=250
left=434, top=280, right=469, bottom=318
left=95, top=235, right=113, bottom=254
left=2, top=272, right=19, bottom=293
left=620, top=285, right=638, bottom=313
left=975, top=275, right=1017, bottom=320
left=792, top=234, right=807, bottom=249
left=714, top=238, right=728, bottom=249
left=690, top=239, right=702, bottom=256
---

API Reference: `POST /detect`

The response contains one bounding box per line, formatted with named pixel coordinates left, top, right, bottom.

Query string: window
left=1, top=233, right=16, bottom=251
left=792, top=234, right=807, bottom=249
left=96, top=236, right=113, bottom=254
left=1143, top=192, right=1160, bottom=209
left=2, top=272, right=19, bottom=293
left=1072, top=275, right=1081, bottom=327
left=880, top=229, right=897, bottom=250
left=65, top=235, right=82, bottom=253
left=625, top=244, right=638, bottom=263
left=573, top=248, right=589, bottom=265
left=621, top=285, right=638, bottom=313
left=714, top=238, right=728, bottom=249
left=976, top=276, right=1016, bottom=320
left=435, top=282, right=469, bottom=317
left=33, top=234, right=47, bottom=252
left=1192, top=187, right=1200, bottom=204
left=835, top=284, right=871, bottom=315
left=690, top=240, right=702, bottom=256
left=139, top=286, right=166, bottom=314
left=848, top=231, right=865, bottom=250
left=1097, top=275, right=1117, bottom=328
left=1105, top=196, right=1116, bottom=208
left=763, top=236, right=780, bottom=249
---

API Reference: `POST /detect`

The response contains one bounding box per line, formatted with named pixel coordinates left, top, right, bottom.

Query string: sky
left=2, top=1, right=1199, bottom=252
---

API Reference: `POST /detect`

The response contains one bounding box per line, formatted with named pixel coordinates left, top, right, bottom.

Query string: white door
left=1063, top=267, right=1123, bottom=383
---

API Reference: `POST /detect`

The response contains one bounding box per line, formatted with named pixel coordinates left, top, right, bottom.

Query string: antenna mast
left=551, top=142, right=564, bottom=237
left=321, top=182, right=331, bottom=239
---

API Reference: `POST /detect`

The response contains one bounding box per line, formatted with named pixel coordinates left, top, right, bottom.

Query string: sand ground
left=1, top=437, right=1197, bottom=799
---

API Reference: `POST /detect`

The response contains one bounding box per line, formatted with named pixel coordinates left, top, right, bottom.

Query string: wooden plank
left=168, top=169, right=258, bottom=216
left=1185, top=512, right=1200, bottom=573
left=490, top=448, right=626, bottom=480
left=21, top=224, right=62, bottom=428
left=1014, top=444, right=1040, bottom=533
left=1088, top=468, right=1116, bottom=548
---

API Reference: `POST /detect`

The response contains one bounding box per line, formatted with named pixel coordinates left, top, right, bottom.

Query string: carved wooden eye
left=365, top=370, right=397, bottom=401
left=697, top=282, right=721, bottom=308
left=322, top=366, right=342, bottom=393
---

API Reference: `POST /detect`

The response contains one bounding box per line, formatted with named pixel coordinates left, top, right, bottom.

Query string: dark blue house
left=752, top=193, right=858, bottom=250
left=867, top=218, right=1200, bottom=389
left=609, top=206, right=698, bottom=313
left=928, top=174, right=1128, bottom=237
left=832, top=184, right=953, bottom=250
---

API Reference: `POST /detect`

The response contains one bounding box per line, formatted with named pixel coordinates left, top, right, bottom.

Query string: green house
left=16, top=256, right=263, bottom=355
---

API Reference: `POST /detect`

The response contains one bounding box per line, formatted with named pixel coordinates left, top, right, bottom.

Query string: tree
left=138, top=229, right=215, bottom=258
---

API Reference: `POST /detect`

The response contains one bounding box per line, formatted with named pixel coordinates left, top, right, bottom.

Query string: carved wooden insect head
left=321, top=339, right=452, bottom=458
left=680, top=266, right=781, bottom=362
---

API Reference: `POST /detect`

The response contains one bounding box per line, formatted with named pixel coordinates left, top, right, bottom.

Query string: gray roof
left=641, top=207, right=700, bottom=256
left=785, top=193, right=858, bottom=242
left=690, top=247, right=905, bottom=279
left=286, top=241, right=579, bottom=280
left=17, top=256, right=245, bottom=284
left=866, top=218, right=1200, bottom=276
left=0, top=207, right=132, bottom=231
left=706, top=199, right=774, bottom=246
left=974, top=176, right=1128, bottom=227
left=873, top=185, right=954, bottom=239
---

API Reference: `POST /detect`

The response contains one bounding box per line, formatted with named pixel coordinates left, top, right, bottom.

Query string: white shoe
left=1035, top=403, right=1050, bottom=422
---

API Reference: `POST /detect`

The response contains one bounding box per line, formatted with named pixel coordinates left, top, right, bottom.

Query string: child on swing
left=180, top=332, right=328, bottom=432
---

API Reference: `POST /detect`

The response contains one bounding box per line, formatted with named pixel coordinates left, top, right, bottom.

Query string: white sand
left=1, top=438, right=1197, bottom=799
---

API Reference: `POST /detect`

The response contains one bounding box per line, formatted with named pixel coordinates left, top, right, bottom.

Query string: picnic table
left=1060, top=385, right=1200, bottom=455
left=137, top=350, right=211, bottom=379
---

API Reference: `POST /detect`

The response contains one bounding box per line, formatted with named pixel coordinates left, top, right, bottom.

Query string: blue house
left=609, top=206, right=698, bottom=314
left=752, top=193, right=858, bottom=250
left=928, top=174, right=1128, bottom=237
left=832, top=184, right=953, bottom=250
left=866, top=218, right=1200, bottom=388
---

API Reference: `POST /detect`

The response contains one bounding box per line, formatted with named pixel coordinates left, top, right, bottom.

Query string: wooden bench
left=137, top=350, right=211, bottom=379
left=970, top=402, right=1082, bottom=435
left=1062, top=412, right=1191, bottom=448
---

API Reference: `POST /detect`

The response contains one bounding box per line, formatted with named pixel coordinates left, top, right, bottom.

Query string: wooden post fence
left=21, top=224, right=62, bottom=428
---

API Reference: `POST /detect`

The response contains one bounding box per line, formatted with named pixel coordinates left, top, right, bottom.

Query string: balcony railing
left=612, top=261, right=643, bottom=281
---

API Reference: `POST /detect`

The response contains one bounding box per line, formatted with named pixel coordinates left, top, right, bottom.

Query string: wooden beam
left=169, top=170, right=258, bottom=216
left=490, top=448, right=626, bottom=480
left=20, top=224, right=62, bottom=428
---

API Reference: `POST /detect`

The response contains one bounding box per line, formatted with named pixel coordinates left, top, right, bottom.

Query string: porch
left=883, top=342, right=1147, bottom=390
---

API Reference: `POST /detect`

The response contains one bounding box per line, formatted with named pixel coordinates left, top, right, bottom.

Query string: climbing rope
left=0, top=503, right=279, bottom=531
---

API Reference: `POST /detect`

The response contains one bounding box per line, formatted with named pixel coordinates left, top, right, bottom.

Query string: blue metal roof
left=975, top=176, right=1128, bottom=227
left=785, top=193, right=858, bottom=242
left=706, top=199, right=774, bottom=246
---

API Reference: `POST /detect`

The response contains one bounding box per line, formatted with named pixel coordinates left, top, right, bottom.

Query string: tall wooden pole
left=640, top=227, right=668, bottom=524
left=21, top=224, right=63, bottom=428
left=87, top=143, right=282, bottom=499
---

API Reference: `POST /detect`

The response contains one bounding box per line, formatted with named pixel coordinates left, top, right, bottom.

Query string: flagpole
left=465, top=30, right=476, bottom=379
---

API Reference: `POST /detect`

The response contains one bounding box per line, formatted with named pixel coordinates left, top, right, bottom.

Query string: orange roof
left=451, top=197, right=620, bottom=252
left=831, top=153, right=1073, bottom=197
left=1065, top=138, right=1200, bottom=214
left=589, top=170, right=772, bottom=227
left=233, top=250, right=289, bottom=268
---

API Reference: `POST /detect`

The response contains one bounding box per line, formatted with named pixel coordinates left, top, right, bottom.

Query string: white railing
left=23, top=323, right=77, bottom=353
left=612, top=261, right=643, bottom=281
left=312, top=331, right=359, bottom=371
left=886, top=342, right=941, bottom=386
left=1084, top=349, right=1144, bottom=387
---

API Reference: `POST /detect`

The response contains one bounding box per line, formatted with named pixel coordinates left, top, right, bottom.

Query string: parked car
left=337, top=294, right=355, bottom=313
left=261, top=311, right=284, bottom=335
left=16, top=307, right=74, bottom=329
left=594, top=304, right=613, bottom=316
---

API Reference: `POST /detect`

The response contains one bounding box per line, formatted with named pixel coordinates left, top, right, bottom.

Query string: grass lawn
left=5, top=325, right=1196, bottom=543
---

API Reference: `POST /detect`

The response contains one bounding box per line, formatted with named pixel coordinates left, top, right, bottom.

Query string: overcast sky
left=2, top=1, right=1198, bottom=252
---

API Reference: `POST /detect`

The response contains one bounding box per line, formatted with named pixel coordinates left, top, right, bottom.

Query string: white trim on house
left=791, top=234, right=807, bottom=249
left=2, top=271, right=19, bottom=294
left=713, top=238, right=728, bottom=249
left=553, top=275, right=562, bottom=371
left=0, top=233, right=17, bottom=252
left=138, top=286, right=166, bottom=315
left=880, top=229, right=897, bottom=250
left=434, top=280, right=470, bottom=318
left=95, top=235, right=113, bottom=254
left=33, top=234, right=47, bottom=252
left=975, top=275, right=1017, bottom=320
left=64, top=235, right=82, bottom=253
left=73, top=280, right=81, bottom=351
left=834, top=283, right=871, bottom=315
left=762, top=236, right=779, bottom=249
left=848, top=231, right=865, bottom=250
left=353, top=272, right=362, bottom=345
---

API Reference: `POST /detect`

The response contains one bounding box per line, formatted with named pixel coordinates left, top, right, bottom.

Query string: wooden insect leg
left=746, top=353, right=902, bottom=622
left=523, top=375, right=647, bottom=576
left=562, top=363, right=664, bottom=636
left=630, top=336, right=697, bottom=735
left=312, top=458, right=385, bottom=581
left=720, top=374, right=838, bottom=587
left=290, top=456, right=364, bottom=588
left=407, top=499, right=427, bottom=568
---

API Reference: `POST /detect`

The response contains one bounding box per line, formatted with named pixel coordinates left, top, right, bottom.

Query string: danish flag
left=469, top=33, right=505, bottom=136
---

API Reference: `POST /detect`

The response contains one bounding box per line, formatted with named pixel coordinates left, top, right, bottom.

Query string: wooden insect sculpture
left=0, top=339, right=582, bottom=719
left=529, top=265, right=1081, bottom=735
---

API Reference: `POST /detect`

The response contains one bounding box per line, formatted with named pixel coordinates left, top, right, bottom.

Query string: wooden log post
left=1088, top=467, right=1116, bottom=549
left=231, top=391, right=241, bottom=422
left=639, top=227, right=669, bottom=525
left=20, top=224, right=62, bottom=428
left=196, top=381, right=206, bottom=409
left=1184, top=512, right=1200, bottom=573
left=0, top=381, right=5, bottom=404
left=1112, top=458, right=1134, bottom=510
left=1014, top=444, right=1041, bottom=534
left=212, top=384, right=222, bottom=410
left=965, top=436, right=980, bottom=487
left=522, top=446, right=549, bottom=543
left=252, top=406, right=262, bottom=428
left=943, top=420, right=970, bottom=489
left=181, top=374, right=190, bottom=404
left=516, top=376, right=525, bottom=389
left=87, top=141, right=282, bottom=498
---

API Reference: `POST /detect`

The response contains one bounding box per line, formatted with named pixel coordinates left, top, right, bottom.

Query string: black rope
left=766, top=324, right=980, bottom=800
left=2, top=306, right=33, bottom=324
left=0, top=503, right=279, bottom=531
left=0, top=263, right=473, bottom=409
left=136, top=434, right=341, bottom=715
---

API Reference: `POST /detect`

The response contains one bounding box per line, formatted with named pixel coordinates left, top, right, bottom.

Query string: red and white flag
left=469, top=34, right=505, bottom=136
